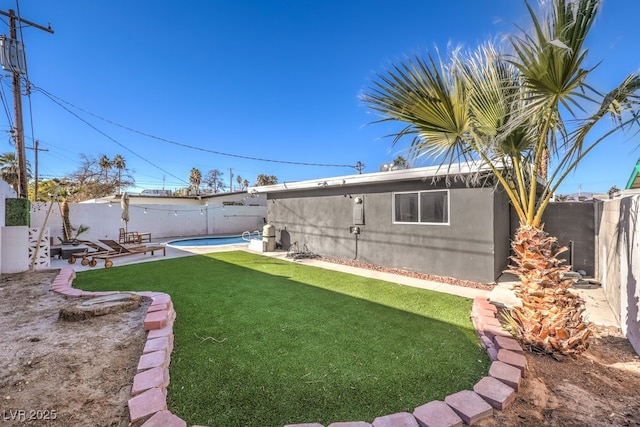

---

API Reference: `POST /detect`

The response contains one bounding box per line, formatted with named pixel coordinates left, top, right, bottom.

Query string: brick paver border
left=50, top=268, right=525, bottom=427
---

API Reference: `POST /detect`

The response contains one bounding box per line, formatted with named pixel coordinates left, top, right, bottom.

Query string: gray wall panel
left=508, top=201, right=595, bottom=276
left=267, top=181, right=509, bottom=283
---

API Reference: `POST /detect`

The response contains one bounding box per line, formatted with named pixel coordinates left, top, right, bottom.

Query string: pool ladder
left=242, top=230, right=262, bottom=241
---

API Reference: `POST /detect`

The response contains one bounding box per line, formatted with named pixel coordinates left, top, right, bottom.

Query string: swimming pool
left=168, top=233, right=261, bottom=247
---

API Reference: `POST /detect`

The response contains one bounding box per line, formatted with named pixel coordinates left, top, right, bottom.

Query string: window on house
left=393, top=190, right=449, bottom=224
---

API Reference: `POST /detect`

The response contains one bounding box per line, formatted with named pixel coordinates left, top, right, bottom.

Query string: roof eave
left=248, top=162, right=498, bottom=194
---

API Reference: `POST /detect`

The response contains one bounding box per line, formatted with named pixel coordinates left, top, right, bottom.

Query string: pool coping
left=165, top=233, right=261, bottom=249
left=49, top=266, right=525, bottom=427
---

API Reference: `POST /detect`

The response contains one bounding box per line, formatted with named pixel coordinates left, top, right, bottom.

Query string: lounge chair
left=67, top=240, right=117, bottom=266
left=94, top=239, right=166, bottom=268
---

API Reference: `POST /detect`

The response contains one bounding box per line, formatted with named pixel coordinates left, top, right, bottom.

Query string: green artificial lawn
left=74, top=251, right=490, bottom=426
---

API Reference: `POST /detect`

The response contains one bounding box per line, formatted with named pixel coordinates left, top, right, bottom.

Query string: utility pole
left=229, top=168, right=233, bottom=192
left=0, top=9, right=53, bottom=198
left=26, top=140, right=48, bottom=200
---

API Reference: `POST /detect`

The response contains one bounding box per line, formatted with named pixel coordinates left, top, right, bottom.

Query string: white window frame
left=392, top=189, right=450, bottom=225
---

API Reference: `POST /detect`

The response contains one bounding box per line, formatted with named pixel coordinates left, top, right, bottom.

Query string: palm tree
left=0, top=152, right=19, bottom=192
left=112, top=154, right=126, bottom=195
left=99, top=155, right=112, bottom=181
left=0, top=152, right=31, bottom=194
left=393, top=156, right=409, bottom=169
left=362, top=0, right=640, bottom=356
left=189, top=167, right=202, bottom=195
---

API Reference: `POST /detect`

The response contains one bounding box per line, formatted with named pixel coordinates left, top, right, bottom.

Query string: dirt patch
left=477, top=325, right=640, bottom=426
left=0, top=270, right=147, bottom=427
left=1, top=269, right=639, bottom=426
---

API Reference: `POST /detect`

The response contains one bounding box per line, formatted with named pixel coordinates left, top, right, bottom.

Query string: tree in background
left=393, top=156, right=410, bottom=169
left=203, top=169, right=225, bottom=193
left=112, top=154, right=126, bottom=195
left=0, top=152, right=31, bottom=194
left=63, top=154, right=134, bottom=201
left=236, top=174, right=245, bottom=191
left=362, top=0, right=640, bottom=356
left=99, top=154, right=111, bottom=181
left=255, top=174, right=278, bottom=186
left=28, top=179, right=59, bottom=202
left=189, top=167, right=202, bottom=195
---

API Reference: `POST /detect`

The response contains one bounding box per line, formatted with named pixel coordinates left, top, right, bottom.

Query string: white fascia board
left=248, top=161, right=498, bottom=194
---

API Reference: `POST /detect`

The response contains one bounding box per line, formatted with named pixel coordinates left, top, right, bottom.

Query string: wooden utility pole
left=0, top=9, right=53, bottom=198
left=26, top=140, right=48, bottom=200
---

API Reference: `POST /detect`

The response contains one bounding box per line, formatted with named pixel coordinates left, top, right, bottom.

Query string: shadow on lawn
left=74, top=251, right=489, bottom=426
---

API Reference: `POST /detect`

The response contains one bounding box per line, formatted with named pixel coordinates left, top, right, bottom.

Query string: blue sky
left=2, top=0, right=639, bottom=195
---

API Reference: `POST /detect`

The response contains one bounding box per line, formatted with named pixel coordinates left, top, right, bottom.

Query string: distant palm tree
left=0, top=152, right=19, bottom=192
left=236, top=175, right=247, bottom=191
left=362, top=0, right=640, bottom=356
left=393, top=156, right=409, bottom=169
left=112, top=154, right=126, bottom=195
left=189, top=167, right=202, bottom=195
left=99, top=155, right=112, bottom=181
left=0, top=152, right=31, bottom=194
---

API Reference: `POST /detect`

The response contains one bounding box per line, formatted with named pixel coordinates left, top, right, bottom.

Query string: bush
left=5, top=198, right=30, bottom=226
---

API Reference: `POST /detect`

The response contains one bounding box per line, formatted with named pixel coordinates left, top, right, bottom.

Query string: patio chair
left=119, top=228, right=138, bottom=244
left=119, top=227, right=152, bottom=244
left=94, top=239, right=166, bottom=268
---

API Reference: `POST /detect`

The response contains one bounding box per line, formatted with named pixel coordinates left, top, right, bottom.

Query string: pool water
left=168, top=235, right=253, bottom=247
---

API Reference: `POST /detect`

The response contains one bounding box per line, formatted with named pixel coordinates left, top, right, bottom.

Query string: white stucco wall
left=597, top=196, right=640, bottom=355
left=30, top=198, right=267, bottom=243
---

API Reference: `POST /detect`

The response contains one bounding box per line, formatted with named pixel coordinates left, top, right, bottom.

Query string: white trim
left=392, top=189, right=450, bottom=226
left=248, top=161, right=498, bottom=194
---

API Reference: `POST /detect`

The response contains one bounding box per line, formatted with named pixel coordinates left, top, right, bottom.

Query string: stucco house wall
left=257, top=166, right=511, bottom=283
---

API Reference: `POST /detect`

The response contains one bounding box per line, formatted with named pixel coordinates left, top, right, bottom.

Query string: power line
left=31, top=82, right=189, bottom=186
left=31, top=84, right=360, bottom=170
left=0, top=77, right=13, bottom=128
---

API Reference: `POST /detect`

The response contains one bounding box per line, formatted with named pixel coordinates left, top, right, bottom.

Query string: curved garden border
left=50, top=267, right=525, bottom=427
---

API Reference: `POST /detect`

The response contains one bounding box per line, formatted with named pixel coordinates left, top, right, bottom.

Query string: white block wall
left=30, top=201, right=267, bottom=243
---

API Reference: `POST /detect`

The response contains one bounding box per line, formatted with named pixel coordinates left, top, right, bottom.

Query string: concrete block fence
left=51, top=269, right=525, bottom=427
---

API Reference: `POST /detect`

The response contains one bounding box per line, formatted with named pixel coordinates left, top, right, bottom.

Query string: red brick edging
left=51, top=268, right=525, bottom=427
left=50, top=268, right=186, bottom=427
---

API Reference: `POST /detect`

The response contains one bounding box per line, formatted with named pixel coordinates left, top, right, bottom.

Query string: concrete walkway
left=50, top=242, right=620, bottom=329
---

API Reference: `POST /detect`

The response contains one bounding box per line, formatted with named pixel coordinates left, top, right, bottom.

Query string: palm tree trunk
left=61, top=199, right=72, bottom=242
left=506, top=224, right=592, bottom=356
